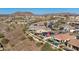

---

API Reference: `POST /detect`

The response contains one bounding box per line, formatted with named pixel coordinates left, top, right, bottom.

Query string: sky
left=0, top=8, right=79, bottom=15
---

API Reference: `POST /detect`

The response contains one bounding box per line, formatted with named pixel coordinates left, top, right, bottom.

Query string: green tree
left=41, top=42, right=53, bottom=51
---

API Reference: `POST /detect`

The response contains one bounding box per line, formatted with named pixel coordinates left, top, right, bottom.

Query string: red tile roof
left=55, top=33, right=75, bottom=41
left=68, top=39, right=79, bottom=47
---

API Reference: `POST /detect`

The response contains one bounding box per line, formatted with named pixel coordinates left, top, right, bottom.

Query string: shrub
left=36, top=42, right=43, bottom=47
left=41, top=42, right=53, bottom=51
left=11, top=44, right=15, bottom=47
left=28, top=36, right=34, bottom=41
left=0, top=33, right=4, bottom=38
left=20, top=36, right=26, bottom=41
left=1, top=38, right=9, bottom=44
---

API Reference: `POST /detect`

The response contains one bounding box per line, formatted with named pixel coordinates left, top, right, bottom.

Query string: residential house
left=54, top=33, right=75, bottom=42
left=67, top=39, right=79, bottom=51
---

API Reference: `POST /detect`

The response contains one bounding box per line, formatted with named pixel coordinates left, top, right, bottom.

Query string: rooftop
left=54, top=33, right=75, bottom=41
left=68, top=39, right=79, bottom=47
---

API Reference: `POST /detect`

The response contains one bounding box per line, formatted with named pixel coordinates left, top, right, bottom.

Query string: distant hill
left=44, top=13, right=79, bottom=16
left=11, top=12, right=33, bottom=16
left=0, top=12, right=79, bottom=16
left=0, top=14, right=10, bottom=17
